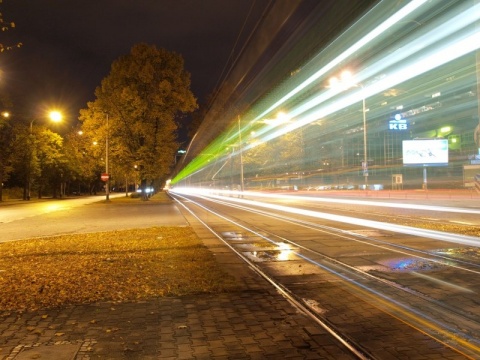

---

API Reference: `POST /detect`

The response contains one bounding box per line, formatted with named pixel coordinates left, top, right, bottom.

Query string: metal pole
left=362, top=95, right=368, bottom=190
left=238, top=116, right=244, bottom=192
left=105, top=113, right=110, bottom=201
left=26, top=120, right=35, bottom=200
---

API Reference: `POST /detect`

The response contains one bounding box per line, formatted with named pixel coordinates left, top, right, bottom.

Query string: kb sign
left=389, top=114, right=408, bottom=131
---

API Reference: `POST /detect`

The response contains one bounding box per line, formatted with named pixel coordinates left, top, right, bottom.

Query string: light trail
left=171, top=188, right=480, bottom=247
left=172, top=0, right=480, bottom=185
left=250, top=0, right=430, bottom=124
left=256, top=5, right=480, bottom=144
left=172, top=187, right=480, bottom=215
left=189, top=191, right=480, bottom=277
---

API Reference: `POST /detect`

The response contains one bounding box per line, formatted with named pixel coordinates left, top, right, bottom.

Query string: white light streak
left=248, top=2, right=480, bottom=145
left=252, top=0, right=430, bottom=123
left=411, top=272, right=474, bottom=293
left=171, top=188, right=480, bottom=247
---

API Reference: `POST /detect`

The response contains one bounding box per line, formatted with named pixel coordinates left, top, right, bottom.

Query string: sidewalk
left=0, top=200, right=349, bottom=360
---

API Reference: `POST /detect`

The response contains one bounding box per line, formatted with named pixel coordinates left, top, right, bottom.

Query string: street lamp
left=329, top=71, right=369, bottom=190
left=30, top=110, right=62, bottom=133
left=105, top=113, right=110, bottom=201
left=237, top=116, right=244, bottom=192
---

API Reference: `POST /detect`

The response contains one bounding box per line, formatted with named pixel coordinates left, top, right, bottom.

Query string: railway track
left=170, top=190, right=480, bottom=359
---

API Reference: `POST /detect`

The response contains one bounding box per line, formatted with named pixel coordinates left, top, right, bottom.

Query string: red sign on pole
left=101, top=173, right=109, bottom=182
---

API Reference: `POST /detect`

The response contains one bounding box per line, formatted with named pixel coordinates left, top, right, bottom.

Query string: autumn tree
left=8, top=124, right=65, bottom=199
left=34, top=128, right=66, bottom=198
left=243, top=131, right=304, bottom=179
left=8, top=124, right=32, bottom=199
left=79, top=43, right=197, bottom=197
left=0, top=3, right=22, bottom=200
left=63, top=130, right=103, bottom=195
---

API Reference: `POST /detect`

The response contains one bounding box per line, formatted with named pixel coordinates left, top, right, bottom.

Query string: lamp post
left=361, top=94, right=368, bottom=190
left=105, top=113, right=110, bottom=201
left=238, top=116, right=244, bottom=192
left=329, top=71, right=368, bottom=190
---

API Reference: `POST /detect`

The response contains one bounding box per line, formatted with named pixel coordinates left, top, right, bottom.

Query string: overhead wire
left=207, top=0, right=273, bottom=111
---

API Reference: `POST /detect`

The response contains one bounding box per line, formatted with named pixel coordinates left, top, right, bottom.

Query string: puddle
left=242, top=243, right=296, bottom=262
left=221, top=231, right=246, bottom=241
left=380, top=257, right=444, bottom=272
left=356, top=265, right=391, bottom=272
left=243, top=250, right=292, bottom=262
left=236, top=242, right=278, bottom=250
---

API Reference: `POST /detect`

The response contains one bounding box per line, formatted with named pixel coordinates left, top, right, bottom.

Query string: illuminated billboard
left=402, top=139, right=449, bottom=166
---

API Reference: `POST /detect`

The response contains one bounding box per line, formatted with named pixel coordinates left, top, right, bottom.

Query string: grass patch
left=0, top=227, right=239, bottom=312
left=395, top=220, right=480, bottom=237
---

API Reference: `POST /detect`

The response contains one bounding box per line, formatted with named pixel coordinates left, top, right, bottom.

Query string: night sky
left=0, top=0, right=271, bottom=128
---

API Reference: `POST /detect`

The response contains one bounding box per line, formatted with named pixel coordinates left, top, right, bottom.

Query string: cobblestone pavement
left=0, top=280, right=355, bottom=360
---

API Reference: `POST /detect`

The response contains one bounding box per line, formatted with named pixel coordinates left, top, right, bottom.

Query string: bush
left=3, top=187, right=24, bottom=200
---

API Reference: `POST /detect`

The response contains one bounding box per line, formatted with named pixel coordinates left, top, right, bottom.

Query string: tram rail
left=170, top=190, right=480, bottom=359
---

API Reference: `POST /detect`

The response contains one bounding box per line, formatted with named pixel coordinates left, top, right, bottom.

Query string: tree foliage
left=79, top=43, right=197, bottom=192
left=243, top=131, right=304, bottom=177
left=63, top=130, right=104, bottom=194
left=0, top=0, right=22, bottom=52
left=34, top=128, right=65, bottom=198
left=8, top=125, right=66, bottom=199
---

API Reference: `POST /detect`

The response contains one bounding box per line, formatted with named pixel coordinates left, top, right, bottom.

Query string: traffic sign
left=101, top=173, right=109, bottom=182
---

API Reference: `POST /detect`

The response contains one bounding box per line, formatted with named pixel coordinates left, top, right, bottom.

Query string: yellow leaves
left=27, top=326, right=43, bottom=335
left=397, top=221, right=480, bottom=237
left=0, top=227, right=238, bottom=312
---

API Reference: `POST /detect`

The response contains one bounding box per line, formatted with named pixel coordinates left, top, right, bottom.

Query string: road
left=0, top=195, right=187, bottom=242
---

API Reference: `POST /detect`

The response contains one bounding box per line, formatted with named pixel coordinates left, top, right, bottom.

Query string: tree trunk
left=0, top=167, right=3, bottom=202
left=140, top=178, right=148, bottom=201
left=23, top=174, right=29, bottom=200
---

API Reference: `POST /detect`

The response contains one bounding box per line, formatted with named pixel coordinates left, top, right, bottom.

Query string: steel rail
left=172, top=192, right=374, bottom=360
left=170, top=191, right=480, bottom=359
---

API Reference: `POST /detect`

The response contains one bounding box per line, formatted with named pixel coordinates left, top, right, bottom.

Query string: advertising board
left=402, top=139, right=448, bottom=166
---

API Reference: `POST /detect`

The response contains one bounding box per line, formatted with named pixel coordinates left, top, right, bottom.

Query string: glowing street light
left=30, top=110, right=63, bottom=133
left=49, top=110, right=63, bottom=123
left=329, top=70, right=369, bottom=190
